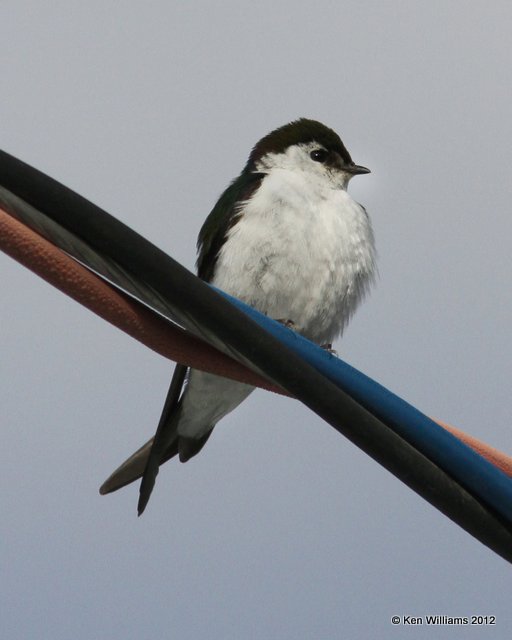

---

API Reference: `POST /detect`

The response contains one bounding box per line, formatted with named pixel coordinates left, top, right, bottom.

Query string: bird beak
left=345, top=164, right=371, bottom=175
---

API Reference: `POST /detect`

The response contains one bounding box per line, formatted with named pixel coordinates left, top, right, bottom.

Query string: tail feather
left=179, top=429, right=214, bottom=462
left=99, top=437, right=180, bottom=495
left=99, top=426, right=214, bottom=497
left=100, top=364, right=218, bottom=512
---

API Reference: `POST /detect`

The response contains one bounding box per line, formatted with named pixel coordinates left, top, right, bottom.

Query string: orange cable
left=2, top=205, right=511, bottom=478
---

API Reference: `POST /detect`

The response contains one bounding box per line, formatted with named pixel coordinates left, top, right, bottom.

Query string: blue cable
left=218, top=288, right=512, bottom=526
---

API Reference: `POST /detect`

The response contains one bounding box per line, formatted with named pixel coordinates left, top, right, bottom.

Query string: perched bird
left=100, top=118, right=376, bottom=513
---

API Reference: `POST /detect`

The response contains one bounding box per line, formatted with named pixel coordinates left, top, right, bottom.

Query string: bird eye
left=310, top=148, right=328, bottom=163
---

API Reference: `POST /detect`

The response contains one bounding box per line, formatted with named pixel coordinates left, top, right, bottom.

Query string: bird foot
left=320, top=343, right=338, bottom=356
left=276, top=318, right=296, bottom=330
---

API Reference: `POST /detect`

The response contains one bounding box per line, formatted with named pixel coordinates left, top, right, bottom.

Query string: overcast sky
left=2, top=2, right=512, bottom=638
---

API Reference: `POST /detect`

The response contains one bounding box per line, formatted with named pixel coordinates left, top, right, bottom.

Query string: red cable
left=2, top=205, right=511, bottom=478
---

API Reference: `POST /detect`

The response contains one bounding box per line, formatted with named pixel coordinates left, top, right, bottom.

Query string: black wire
left=2, top=148, right=512, bottom=562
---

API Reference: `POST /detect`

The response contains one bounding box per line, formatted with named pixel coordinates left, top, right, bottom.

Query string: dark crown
left=248, top=118, right=353, bottom=167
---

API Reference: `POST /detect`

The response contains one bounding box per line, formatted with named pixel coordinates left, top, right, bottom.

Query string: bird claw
left=274, top=322, right=337, bottom=355
left=276, top=318, right=296, bottom=330
left=321, top=343, right=338, bottom=356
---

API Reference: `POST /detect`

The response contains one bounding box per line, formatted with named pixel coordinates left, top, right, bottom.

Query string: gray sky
left=2, top=1, right=512, bottom=638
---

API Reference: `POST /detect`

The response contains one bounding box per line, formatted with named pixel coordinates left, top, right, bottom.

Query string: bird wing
left=137, top=363, right=187, bottom=514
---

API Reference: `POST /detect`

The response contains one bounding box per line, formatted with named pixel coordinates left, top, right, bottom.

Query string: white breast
left=212, top=168, right=376, bottom=345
